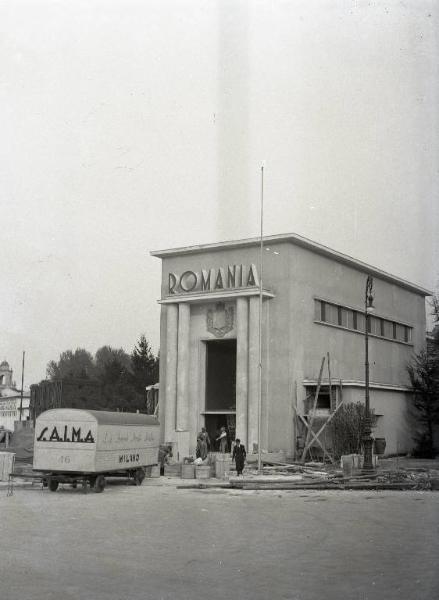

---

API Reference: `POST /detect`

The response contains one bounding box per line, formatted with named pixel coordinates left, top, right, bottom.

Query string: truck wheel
left=134, top=468, right=146, bottom=486
left=93, top=475, right=106, bottom=493
left=48, top=478, right=59, bottom=492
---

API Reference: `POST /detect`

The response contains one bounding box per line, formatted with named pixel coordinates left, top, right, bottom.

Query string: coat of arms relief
left=206, top=302, right=234, bottom=338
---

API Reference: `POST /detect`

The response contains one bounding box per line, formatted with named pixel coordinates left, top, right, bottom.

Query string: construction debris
left=177, top=457, right=439, bottom=492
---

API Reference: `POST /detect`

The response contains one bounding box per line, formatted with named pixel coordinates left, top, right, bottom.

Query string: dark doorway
left=204, top=339, right=237, bottom=452
left=204, top=414, right=236, bottom=453
left=205, top=339, right=236, bottom=411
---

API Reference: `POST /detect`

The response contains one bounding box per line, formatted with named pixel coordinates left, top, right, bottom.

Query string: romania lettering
left=168, top=263, right=259, bottom=295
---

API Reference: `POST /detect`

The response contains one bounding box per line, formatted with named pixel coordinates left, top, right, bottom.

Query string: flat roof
left=151, top=232, right=432, bottom=297
left=38, top=408, right=159, bottom=426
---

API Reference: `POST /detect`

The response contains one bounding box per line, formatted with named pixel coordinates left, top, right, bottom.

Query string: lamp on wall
left=362, top=275, right=376, bottom=474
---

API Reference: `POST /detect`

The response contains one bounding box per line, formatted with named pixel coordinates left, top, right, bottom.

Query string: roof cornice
left=150, top=232, right=432, bottom=297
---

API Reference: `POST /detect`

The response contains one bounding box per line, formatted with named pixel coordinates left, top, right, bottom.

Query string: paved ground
left=1, top=478, right=438, bottom=600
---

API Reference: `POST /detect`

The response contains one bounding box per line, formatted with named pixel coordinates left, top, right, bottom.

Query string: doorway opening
left=204, top=339, right=236, bottom=452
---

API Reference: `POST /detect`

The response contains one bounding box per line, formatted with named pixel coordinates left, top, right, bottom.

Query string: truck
left=33, top=408, right=160, bottom=492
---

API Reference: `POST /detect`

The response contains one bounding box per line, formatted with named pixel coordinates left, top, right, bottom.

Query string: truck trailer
left=33, top=408, right=160, bottom=492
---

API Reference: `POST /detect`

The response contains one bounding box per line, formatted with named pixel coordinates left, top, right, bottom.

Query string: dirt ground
left=1, top=478, right=438, bottom=600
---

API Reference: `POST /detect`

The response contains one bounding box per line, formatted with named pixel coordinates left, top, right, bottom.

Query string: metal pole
left=257, top=165, right=264, bottom=474
left=362, top=276, right=374, bottom=473
left=19, top=350, right=25, bottom=421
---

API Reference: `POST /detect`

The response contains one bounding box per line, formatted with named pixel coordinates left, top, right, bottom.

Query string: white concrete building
left=0, top=360, right=30, bottom=431
left=151, top=233, right=431, bottom=460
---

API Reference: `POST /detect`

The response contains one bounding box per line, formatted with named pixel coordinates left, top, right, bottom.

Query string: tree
left=92, top=345, right=141, bottom=411
left=407, top=295, right=439, bottom=458
left=46, top=348, right=95, bottom=380
left=328, top=402, right=377, bottom=459
left=95, top=346, right=132, bottom=383
left=131, top=334, right=159, bottom=393
left=45, top=337, right=159, bottom=413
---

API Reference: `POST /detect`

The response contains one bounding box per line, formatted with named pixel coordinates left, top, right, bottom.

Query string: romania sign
left=168, top=264, right=259, bottom=294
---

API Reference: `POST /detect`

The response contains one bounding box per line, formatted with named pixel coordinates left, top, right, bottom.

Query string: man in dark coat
left=232, top=438, right=246, bottom=476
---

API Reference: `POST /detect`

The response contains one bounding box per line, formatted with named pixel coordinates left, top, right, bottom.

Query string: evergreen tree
left=131, top=334, right=159, bottom=393
left=407, top=296, right=439, bottom=457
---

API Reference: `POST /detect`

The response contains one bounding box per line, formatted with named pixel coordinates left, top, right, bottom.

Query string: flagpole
left=257, top=164, right=264, bottom=474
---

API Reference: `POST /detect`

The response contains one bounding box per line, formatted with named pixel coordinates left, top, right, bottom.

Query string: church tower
left=0, top=361, right=13, bottom=388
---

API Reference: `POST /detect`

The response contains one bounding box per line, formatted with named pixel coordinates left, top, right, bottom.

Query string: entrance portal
left=204, top=339, right=236, bottom=452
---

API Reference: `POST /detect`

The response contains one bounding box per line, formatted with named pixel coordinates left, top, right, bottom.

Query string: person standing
left=200, top=427, right=211, bottom=451
left=216, top=426, right=228, bottom=453
left=196, top=434, right=208, bottom=461
left=232, top=439, right=246, bottom=476
left=158, top=445, right=172, bottom=476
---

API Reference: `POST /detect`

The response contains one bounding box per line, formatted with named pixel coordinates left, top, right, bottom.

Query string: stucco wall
left=341, top=387, right=416, bottom=455
left=155, top=239, right=428, bottom=457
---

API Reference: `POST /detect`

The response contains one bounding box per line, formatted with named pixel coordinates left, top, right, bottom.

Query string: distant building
left=151, top=233, right=431, bottom=459
left=0, top=360, right=30, bottom=431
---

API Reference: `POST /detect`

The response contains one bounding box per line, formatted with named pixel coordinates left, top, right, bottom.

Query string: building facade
left=0, top=360, right=30, bottom=431
left=151, top=233, right=430, bottom=459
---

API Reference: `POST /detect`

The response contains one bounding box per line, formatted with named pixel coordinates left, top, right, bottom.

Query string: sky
left=1, top=0, right=438, bottom=388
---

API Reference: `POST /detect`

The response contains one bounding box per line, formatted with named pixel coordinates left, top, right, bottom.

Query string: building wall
left=340, top=387, right=415, bottom=455
left=0, top=396, right=30, bottom=431
left=156, top=239, right=428, bottom=458
left=289, top=244, right=424, bottom=389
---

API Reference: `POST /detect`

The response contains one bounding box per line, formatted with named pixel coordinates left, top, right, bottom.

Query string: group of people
left=195, top=426, right=227, bottom=458
left=195, top=426, right=246, bottom=476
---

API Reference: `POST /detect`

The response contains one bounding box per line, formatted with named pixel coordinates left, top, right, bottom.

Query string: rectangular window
left=347, top=310, right=355, bottom=329
left=314, top=300, right=322, bottom=320
left=305, top=387, right=331, bottom=412
left=395, top=323, right=405, bottom=342
left=339, top=307, right=349, bottom=328
left=352, top=311, right=358, bottom=330
left=382, top=320, right=393, bottom=339
left=326, top=303, right=338, bottom=325
left=369, top=316, right=382, bottom=336
left=316, top=392, right=331, bottom=410
left=356, top=313, right=365, bottom=332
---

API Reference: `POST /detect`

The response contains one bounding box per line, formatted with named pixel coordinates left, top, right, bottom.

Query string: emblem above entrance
left=206, top=302, right=234, bottom=338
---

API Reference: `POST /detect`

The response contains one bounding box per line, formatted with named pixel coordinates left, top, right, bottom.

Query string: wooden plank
left=297, top=378, right=346, bottom=463
left=312, top=384, right=346, bottom=442
left=301, top=356, right=325, bottom=461
left=294, top=409, right=334, bottom=463
left=327, top=352, right=335, bottom=412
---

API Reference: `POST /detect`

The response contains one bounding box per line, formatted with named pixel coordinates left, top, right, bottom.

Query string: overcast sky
left=1, top=0, right=438, bottom=387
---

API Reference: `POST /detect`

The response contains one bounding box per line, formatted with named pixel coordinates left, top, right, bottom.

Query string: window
left=339, top=307, right=349, bottom=327
left=356, top=312, right=365, bottom=333
left=395, top=323, right=406, bottom=342
left=369, top=316, right=382, bottom=336
left=382, top=320, right=393, bottom=338
left=315, top=300, right=322, bottom=320
left=314, top=298, right=412, bottom=343
left=325, top=303, right=338, bottom=325
left=305, top=386, right=333, bottom=413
